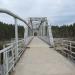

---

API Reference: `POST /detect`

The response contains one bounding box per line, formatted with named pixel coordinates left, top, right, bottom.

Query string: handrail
left=0, top=9, right=31, bottom=29
left=0, top=37, right=33, bottom=75
left=0, top=45, right=13, bottom=54
left=0, top=39, right=24, bottom=54
left=63, top=40, right=75, bottom=44
left=54, top=39, right=75, bottom=61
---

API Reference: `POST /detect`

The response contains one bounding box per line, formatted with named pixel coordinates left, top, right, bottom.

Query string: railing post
left=3, top=45, right=8, bottom=75
left=3, top=52, right=6, bottom=75
left=3, top=51, right=9, bottom=75
left=12, top=45, right=15, bottom=71
left=69, top=42, right=72, bottom=59
left=61, top=40, right=64, bottom=54
left=14, top=18, right=18, bottom=61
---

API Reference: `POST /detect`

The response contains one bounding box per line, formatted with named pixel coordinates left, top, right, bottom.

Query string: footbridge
left=0, top=9, right=75, bottom=75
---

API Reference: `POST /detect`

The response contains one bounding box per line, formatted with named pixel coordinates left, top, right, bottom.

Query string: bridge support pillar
left=48, top=25, right=54, bottom=47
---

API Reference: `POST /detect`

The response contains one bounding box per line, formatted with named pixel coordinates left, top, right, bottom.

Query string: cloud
left=0, top=0, right=75, bottom=25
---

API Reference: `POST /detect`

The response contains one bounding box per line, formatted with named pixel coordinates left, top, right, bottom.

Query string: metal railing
left=54, top=38, right=75, bottom=62
left=62, top=40, right=75, bottom=61
left=0, top=9, right=33, bottom=75
left=0, top=37, right=33, bottom=75
left=38, top=25, right=54, bottom=47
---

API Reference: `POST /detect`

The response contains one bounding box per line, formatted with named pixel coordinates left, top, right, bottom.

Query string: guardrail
left=0, top=36, right=33, bottom=75
left=0, top=9, right=33, bottom=75
left=54, top=39, right=75, bottom=62
left=62, top=40, right=75, bottom=61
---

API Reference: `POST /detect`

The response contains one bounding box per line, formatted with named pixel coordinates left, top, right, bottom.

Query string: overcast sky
left=0, top=0, right=75, bottom=25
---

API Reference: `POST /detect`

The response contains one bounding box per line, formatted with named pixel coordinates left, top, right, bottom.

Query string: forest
left=0, top=21, right=75, bottom=40
left=52, top=23, right=75, bottom=40
left=0, top=21, right=24, bottom=41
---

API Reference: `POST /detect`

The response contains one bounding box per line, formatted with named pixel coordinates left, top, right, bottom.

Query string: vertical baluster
left=70, top=42, right=72, bottom=60
left=67, top=41, right=68, bottom=58
left=61, top=40, right=63, bottom=54
left=3, top=51, right=6, bottom=75
left=5, top=51, right=9, bottom=75
left=12, top=44, right=15, bottom=71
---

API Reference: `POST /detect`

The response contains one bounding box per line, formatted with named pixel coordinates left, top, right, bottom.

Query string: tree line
left=51, top=23, right=75, bottom=40
left=0, top=21, right=75, bottom=40
left=0, top=21, right=24, bottom=41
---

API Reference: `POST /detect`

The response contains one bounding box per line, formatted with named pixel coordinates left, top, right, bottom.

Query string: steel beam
left=0, top=9, right=31, bottom=29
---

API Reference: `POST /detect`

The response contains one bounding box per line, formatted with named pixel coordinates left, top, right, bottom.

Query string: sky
left=0, top=0, right=75, bottom=25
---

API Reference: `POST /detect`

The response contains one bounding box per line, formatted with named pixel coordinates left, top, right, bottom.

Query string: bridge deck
left=13, top=37, right=75, bottom=75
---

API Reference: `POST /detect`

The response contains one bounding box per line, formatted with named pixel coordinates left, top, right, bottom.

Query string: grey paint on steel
left=0, top=9, right=31, bottom=29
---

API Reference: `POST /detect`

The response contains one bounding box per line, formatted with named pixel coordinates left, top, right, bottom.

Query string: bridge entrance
left=34, top=32, right=37, bottom=36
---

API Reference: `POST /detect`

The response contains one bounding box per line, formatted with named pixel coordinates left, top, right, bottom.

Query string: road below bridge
left=13, top=37, right=75, bottom=75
